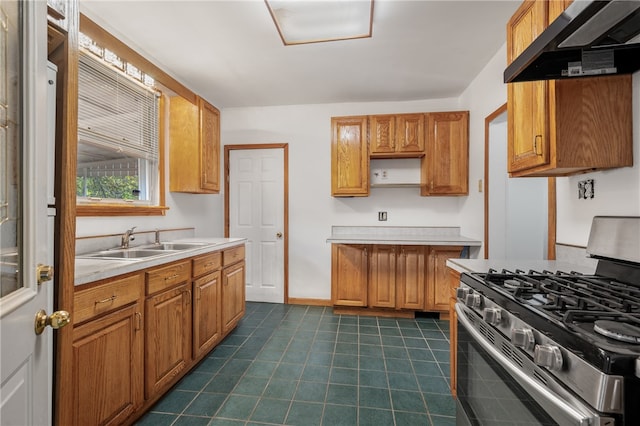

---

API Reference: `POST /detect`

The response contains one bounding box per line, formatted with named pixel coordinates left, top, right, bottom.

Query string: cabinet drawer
left=146, top=260, right=191, bottom=295
left=223, top=245, right=245, bottom=266
left=74, top=274, right=143, bottom=324
left=193, top=251, right=222, bottom=277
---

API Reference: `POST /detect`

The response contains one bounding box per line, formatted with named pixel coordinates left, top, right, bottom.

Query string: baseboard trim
left=288, top=298, right=332, bottom=307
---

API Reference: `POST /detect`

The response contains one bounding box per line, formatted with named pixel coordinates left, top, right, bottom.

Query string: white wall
left=221, top=46, right=509, bottom=299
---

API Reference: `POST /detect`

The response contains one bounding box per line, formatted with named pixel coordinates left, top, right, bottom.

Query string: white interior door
left=0, top=2, right=57, bottom=425
left=229, top=148, right=285, bottom=303
left=488, top=112, right=548, bottom=259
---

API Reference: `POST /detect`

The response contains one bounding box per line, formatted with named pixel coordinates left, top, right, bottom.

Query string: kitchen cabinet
left=422, top=111, right=469, bottom=196
left=221, top=246, right=246, bottom=334
left=331, top=116, right=369, bottom=196
left=447, top=267, right=461, bottom=397
left=368, top=245, right=397, bottom=308
left=331, top=244, right=369, bottom=307
left=396, top=245, right=426, bottom=310
left=368, top=245, right=427, bottom=310
left=70, top=243, right=245, bottom=425
left=507, top=0, right=632, bottom=177
left=69, top=274, right=144, bottom=426
left=332, top=244, right=458, bottom=315
left=332, top=111, right=468, bottom=196
left=192, top=252, right=222, bottom=360
left=169, top=96, right=220, bottom=193
left=426, top=246, right=464, bottom=313
left=370, top=114, right=425, bottom=157
left=144, top=261, right=192, bottom=399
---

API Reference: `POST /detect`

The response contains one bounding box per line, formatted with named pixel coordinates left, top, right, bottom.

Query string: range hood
left=504, top=0, right=640, bottom=83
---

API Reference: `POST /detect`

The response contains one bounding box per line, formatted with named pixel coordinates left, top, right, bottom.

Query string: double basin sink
left=77, top=242, right=211, bottom=261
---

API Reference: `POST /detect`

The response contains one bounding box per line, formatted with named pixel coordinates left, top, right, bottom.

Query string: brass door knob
left=37, top=264, right=54, bottom=284
left=34, top=309, right=71, bottom=335
left=276, top=232, right=283, bottom=238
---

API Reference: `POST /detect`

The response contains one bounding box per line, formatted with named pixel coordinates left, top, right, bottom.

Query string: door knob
left=276, top=232, right=283, bottom=238
left=34, top=309, right=70, bottom=335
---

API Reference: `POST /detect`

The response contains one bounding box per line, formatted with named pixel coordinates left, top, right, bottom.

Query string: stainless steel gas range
left=455, top=216, right=640, bottom=426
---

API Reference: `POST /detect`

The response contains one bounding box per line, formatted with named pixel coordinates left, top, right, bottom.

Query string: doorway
left=484, top=105, right=555, bottom=260
left=224, top=144, right=288, bottom=303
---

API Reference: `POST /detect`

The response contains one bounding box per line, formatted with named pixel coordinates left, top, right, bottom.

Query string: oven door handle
left=455, top=303, right=612, bottom=426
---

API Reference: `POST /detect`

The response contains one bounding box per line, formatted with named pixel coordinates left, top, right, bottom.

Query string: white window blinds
left=77, top=50, right=159, bottom=165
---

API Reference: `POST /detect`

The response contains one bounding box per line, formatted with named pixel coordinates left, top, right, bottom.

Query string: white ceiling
left=79, top=0, right=521, bottom=109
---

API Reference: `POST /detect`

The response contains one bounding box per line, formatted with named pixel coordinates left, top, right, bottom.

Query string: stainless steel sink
left=142, top=242, right=210, bottom=251
left=80, top=249, right=174, bottom=260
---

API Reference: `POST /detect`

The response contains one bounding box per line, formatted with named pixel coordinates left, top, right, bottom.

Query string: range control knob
left=511, top=328, right=535, bottom=351
left=483, top=307, right=502, bottom=326
left=456, top=287, right=471, bottom=300
left=465, top=293, right=483, bottom=309
left=534, top=344, right=563, bottom=371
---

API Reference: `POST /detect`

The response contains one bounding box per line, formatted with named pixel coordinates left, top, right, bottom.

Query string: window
left=76, top=27, right=167, bottom=216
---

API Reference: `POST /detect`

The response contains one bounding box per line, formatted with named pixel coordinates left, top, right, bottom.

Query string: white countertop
left=445, top=258, right=597, bottom=275
left=326, top=226, right=482, bottom=246
left=75, top=237, right=246, bottom=286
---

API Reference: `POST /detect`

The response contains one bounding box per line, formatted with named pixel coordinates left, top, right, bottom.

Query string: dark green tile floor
left=135, top=302, right=456, bottom=426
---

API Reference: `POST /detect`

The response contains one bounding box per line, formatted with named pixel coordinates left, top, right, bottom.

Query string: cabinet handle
left=135, top=312, right=142, bottom=331
left=364, top=248, right=368, bottom=257
left=95, top=295, right=117, bottom=305
left=533, top=135, right=542, bottom=155
left=185, top=290, right=191, bottom=305
left=197, top=286, right=201, bottom=300
left=164, top=274, right=179, bottom=281
left=204, top=262, right=215, bottom=267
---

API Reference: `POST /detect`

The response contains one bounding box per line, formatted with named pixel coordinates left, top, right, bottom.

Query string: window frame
left=77, top=14, right=197, bottom=217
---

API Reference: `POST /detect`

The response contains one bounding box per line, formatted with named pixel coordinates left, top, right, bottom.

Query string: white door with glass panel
left=0, top=2, right=66, bottom=425
left=229, top=148, right=285, bottom=303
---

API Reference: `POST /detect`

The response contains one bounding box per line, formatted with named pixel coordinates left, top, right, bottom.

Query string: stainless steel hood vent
left=504, top=0, right=640, bottom=83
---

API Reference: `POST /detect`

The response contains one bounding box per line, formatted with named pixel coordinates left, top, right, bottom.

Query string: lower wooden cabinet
left=67, top=244, right=246, bottom=426
left=145, top=281, right=192, bottom=399
left=71, top=303, right=143, bottom=426
left=396, top=246, right=426, bottom=309
left=193, top=271, right=222, bottom=359
left=331, top=243, right=459, bottom=315
left=426, top=246, right=464, bottom=312
left=448, top=267, right=461, bottom=397
left=222, top=260, right=246, bottom=334
left=331, top=244, right=369, bottom=307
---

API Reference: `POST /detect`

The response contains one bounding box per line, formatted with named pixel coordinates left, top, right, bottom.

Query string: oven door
left=455, top=303, right=614, bottom=426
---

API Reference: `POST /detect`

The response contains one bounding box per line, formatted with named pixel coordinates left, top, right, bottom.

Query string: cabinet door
left=396, top=114, right=425, bottom=153
left=331, top=244, right=368, bottom=307
left=448, top=267, right=461, bottom=397
left=71, top=304, right=143, bottom=426
left=369, top=115, right=396, bottom=155
left=200, top=100, right=220, bottom=192
left=422, top=111, right=469, bottom=196
left=507, top=0, right=548, bottom=173
left=222, top=261, right=246, bottom=334
left=368, top=245, right=396, bottom=308
left=396, top=246, right=426, bottom=310
left=426, top=246, right=463, bottom=311
left=193, top=271, right=222, bottom=359
left=145, top=283, right=192, bottom=399
left=331, top=116, right=369, bottom=196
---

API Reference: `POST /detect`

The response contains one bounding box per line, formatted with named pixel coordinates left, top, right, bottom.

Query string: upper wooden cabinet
left=331, top=116, right=370, bottom=196
left=507, top=0, right=632, bottom=177
left=370, top=114, right=425, bottom=157
left=169, top=96, right=220, bottom=193
left=331, top=111, right=468, bottom=196
left=422, top=111, right=469, bottom=196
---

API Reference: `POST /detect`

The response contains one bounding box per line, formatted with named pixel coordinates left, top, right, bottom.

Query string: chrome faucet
left=154, top=229, right=161, bottom=245
left=121, top=226, right=136, bottom=249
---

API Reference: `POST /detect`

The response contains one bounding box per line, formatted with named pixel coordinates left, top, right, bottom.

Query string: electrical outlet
left=578, top=179, right=595, bottom=199
left=378, top=211, right=387, bottom=221
left=381, top=170, right=388, bottom=180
